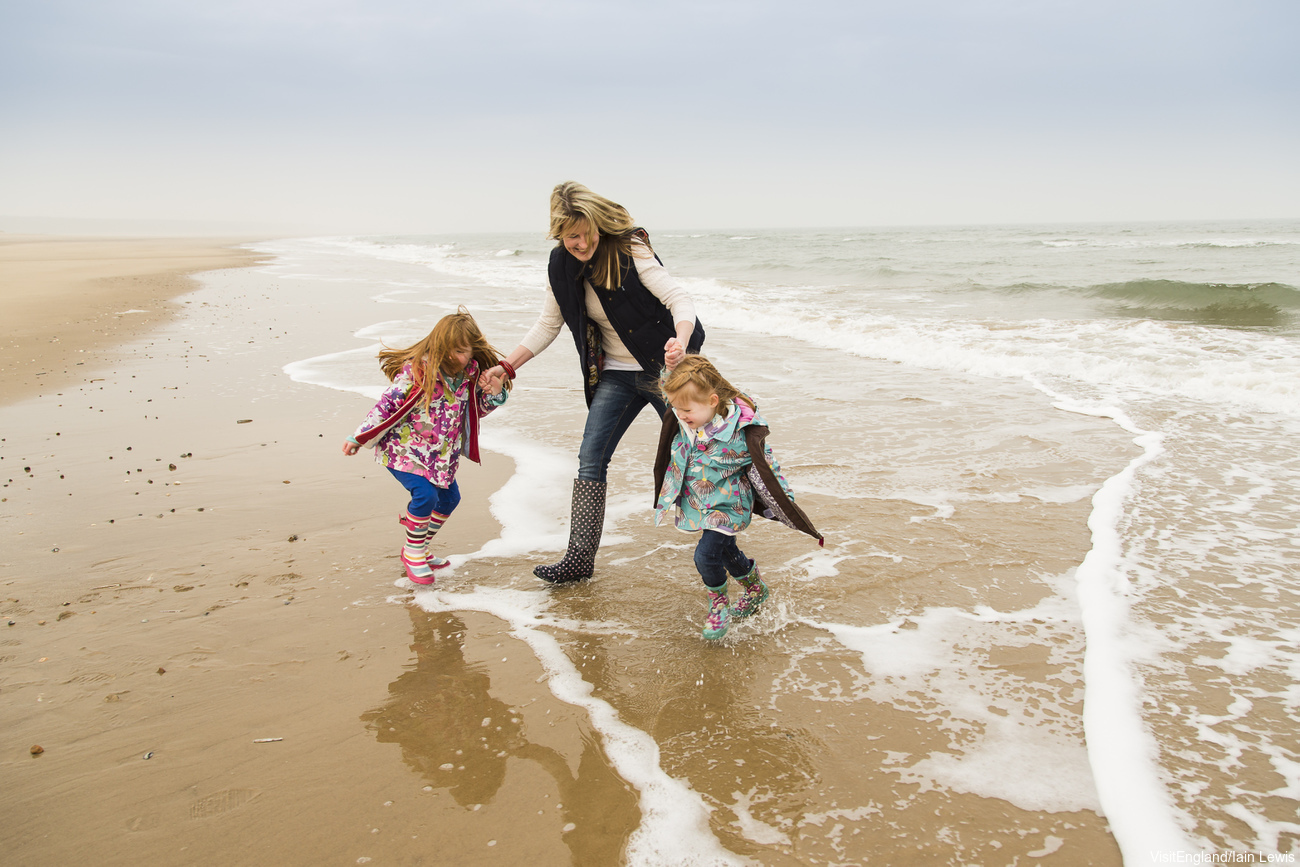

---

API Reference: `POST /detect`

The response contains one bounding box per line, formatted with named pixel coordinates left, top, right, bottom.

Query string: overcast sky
left=2, top=0, right=1297, bottom=234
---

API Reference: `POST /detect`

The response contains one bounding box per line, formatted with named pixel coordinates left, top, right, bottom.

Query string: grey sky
left=2, top=0, right=1296, bottom=233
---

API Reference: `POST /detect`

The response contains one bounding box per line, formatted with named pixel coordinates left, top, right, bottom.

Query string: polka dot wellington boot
left=534, top=479, right=606, bottom=584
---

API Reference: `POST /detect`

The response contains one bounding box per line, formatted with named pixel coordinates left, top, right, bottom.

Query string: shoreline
left=0, top=235, right=271, bottom=404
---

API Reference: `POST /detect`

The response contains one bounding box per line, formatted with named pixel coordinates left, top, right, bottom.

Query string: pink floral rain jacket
left=352, top=360, right=507, bottom=487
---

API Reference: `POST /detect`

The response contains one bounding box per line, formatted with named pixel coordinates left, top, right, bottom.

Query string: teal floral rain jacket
left=653, top=396, right=823, bottom=545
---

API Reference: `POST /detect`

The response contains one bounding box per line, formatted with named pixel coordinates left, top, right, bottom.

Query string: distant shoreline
left=0, top=236, right=273, bottom=404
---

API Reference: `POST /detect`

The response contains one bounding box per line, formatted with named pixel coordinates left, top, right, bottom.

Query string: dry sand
left=1, top=236, right=268, bottom=404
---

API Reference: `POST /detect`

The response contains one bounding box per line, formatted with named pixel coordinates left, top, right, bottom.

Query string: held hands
left=664, top=337, right=686, bottom=370
left=478, top=365, right=507, bottom=396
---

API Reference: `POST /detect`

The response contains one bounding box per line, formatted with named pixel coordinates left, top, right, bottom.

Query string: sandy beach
left=0, top=237, right=270, bottom=404
left=0, top=235, right=1141, bottom=866
left=0, top=238, right=556, bottom=864
left=6, top=1, right=1297, bottom=862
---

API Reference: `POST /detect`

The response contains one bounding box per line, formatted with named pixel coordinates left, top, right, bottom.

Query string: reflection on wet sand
left=361, top=607, right=638, bottom=864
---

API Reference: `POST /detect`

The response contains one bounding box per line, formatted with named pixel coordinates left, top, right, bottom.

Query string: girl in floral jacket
left=343, top=309, right=510, bottom=586
left=654, top=356, right=822, bottom=639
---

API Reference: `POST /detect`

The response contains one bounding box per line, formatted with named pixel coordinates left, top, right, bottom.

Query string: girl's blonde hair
left=548, top=181, right=653, bottom=291
left=378, top=307, right=507, bottom=405
left=660, top=355, right=753, bottom=416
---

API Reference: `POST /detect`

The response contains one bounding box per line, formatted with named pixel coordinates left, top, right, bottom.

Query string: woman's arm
left=480, top=344, right=536, bottom=392
left=633, top=250, right=697, bottom=329
left=478, top=283, right=565, bottom=390
left=634, top=251, right=697, bottom=369
left=665, top=320, right=695, bottom=369
left=517, top=285, right=565, bottom=358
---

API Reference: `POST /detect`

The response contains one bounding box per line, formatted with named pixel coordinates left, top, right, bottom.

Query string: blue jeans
left=387, top=468, right=461, bottom=518
left=578, top=369, right=669, bottom=483
left=694, top=530, right=753, bottom=589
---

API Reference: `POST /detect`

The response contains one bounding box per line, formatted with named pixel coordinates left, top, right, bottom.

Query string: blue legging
left=387, top=468, right=461, bottom=518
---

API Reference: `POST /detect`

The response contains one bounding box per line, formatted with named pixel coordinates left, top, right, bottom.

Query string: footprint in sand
left=189, top=788, right=261, bottom=819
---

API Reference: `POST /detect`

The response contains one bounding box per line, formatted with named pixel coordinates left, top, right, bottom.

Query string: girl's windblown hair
left=549, top=181, right=654, bottom=292
left=660, top=355, right=753, bottom=415
left=378, top=307, right=507, bottom=406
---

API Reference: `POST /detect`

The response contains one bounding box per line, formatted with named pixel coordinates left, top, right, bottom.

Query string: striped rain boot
left=400, top=510, right=451, bottom=570
left=534, top=479, right=606, bottom=584
left=731, top=562, right=769, bottom=619
left=702, top=584, right=731, bottom=640
left=399, top=512, right=446, bottom=586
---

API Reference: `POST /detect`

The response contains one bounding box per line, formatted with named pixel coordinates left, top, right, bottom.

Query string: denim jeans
left=577, top=369, right=669, bottom=483
left=694, top=529, right=753, bottom=589
left=387, top=468, right=461, bottom=518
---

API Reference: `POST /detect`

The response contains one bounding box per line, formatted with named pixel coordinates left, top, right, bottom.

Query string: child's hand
left=664, top=337, right=686, bottom=370
left=479, top=366, right=506, bottom=394
left=342, top=441, right=361, bottom=456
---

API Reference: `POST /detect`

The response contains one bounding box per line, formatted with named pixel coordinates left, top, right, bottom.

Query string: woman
left=480, top=181, right=705, bottom=583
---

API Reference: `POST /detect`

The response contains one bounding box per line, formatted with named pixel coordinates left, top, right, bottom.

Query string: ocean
left=270, top=220, right=1300, bottom=865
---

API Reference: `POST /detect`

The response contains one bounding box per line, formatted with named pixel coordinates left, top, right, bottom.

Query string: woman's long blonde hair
left=548, top=181, right=653, bottom=291
left=660, top=355, right=753, bottom=416
left=378, top=307, right=507, bottom=406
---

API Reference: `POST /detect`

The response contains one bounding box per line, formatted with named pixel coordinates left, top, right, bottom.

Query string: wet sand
left=0, top=238, right=1128, bottom=865
left=0, top=238, right=638, bottom=865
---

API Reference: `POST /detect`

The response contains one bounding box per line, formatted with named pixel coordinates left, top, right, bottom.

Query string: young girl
left=343, top=308, right=510, bottom=586
left=654, top=356, right=823, bottom=639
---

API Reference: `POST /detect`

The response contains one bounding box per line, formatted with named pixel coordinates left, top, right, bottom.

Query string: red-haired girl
left=344, top=308, right=509, bottom=585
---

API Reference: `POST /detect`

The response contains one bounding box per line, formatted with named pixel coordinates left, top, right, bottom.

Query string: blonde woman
left=481, top=182, right=705, bottom=583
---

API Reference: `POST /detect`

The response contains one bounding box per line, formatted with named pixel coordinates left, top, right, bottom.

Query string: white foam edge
left=454, top=427, right=681, bottom=564
left=457, top=426, right=579, bottom=561
left=410, top=585, right=750, bottom=866
left=801, top=591, right=1102, bottom=815
left=283, top=346, right=386, bottom=398
left=1030, top=380, right=1198, bottom=856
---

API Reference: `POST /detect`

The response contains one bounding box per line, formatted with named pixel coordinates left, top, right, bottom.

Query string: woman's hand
left=664, top=337, right=686, bottom=370
left=342, top=441, right=361, bottom=456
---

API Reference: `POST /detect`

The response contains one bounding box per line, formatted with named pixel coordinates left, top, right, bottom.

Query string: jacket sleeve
left=476, top=382, right=509, bottom=417
left=653, top=410, right=678, bottom=506
left=744, top=426, right=824, bottom=546
left=353, top=369, right=419, bottom=448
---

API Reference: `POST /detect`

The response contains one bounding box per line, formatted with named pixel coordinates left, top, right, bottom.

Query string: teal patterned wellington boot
left=702, top=585, right=731, bottom=640
left=731, top=563, right=769, bottom=619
